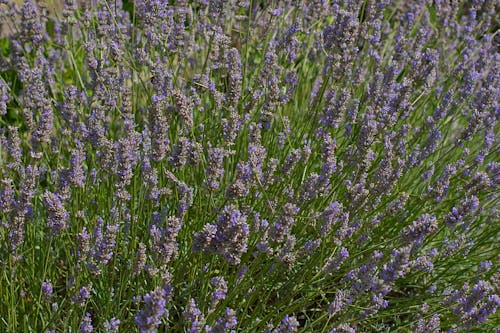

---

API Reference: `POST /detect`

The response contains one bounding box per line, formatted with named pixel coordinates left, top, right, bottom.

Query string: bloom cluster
left=0, top=0, right=498, bottom=332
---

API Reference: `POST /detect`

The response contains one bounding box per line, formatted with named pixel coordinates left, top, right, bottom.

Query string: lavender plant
left=0, top=0, right=498, bottom=332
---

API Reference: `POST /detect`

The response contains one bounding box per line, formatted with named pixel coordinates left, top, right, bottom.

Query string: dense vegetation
left=0, top=0, right=498, bottom=332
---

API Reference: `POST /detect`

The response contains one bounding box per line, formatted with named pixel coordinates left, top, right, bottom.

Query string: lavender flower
left=79, top=312, right=93, bottom=333
left=115, top=116, right=141, bottom=201
left=413, top=314, right=441, bottom=332
left=183, top=298, right=205, bottom=333
left=444, top=196, right=480, bottom=228
left=103, top=318, right=120, bottom=333
left=323, top=247, right=350, bottom=274
left=18, top=1, right=48, bottom=45
left=43, top=191, right=69, bottom=235
left=148, top=95, right=170, bottom=162
left=345, top=250, right=383, bottom=297
left=0, top=78, right=10, bottom=115
left=172, top=89, right=193, bottom=130
left=69, top=140, right=86, bottom=187
left=299, top=238, right=321, bottom=257
left=225, top=48, right=242, bottom=110
left=329, top=323, right=355, bottom=333
left=226, top=162, right=251, bottom=198
left=445, top=280, right=499, bottom=328
left=41, top=280, right=53, bottom=301
left=7, top=165, right=39, bottom=253
left=402, top=214, right=438, bottom=245
left=380, top=246, right=411, bottom=283
left=204, top=146, right=233, bottom=191
left=6, top=126, right=23, bottom=170
left=72, top=286, right=91, bottom=306
left=206, top=308, right=238, bottom=333
left=133, top=242, right=147, bottom=277
left=76, top=226, right=91, bottom=263
left=328, top=290, right=347, bottom=317
left=424, top=163, right=458, bottom=202
left=135, top=287, right=171, bottom=333
left=0, top=178, right=15, bottom=214
left=149, top=216, right=183, bottom=265
left=194, top=205, right=249, bottom=265
left=319, top=202, right=343, bottom=237
left=272, top=315, right=300, bottom=333
left=210, top=276, right=228, bottom=308
left=281, top=149, right=302, bottom=176
left=83, top=218, right=120, bottom=275
left=168, top=137, right=201, bottom=169
left=269, top=203, right=299, bottom=243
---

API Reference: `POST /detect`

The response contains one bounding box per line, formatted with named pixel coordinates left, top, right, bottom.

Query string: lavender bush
left=0, top=0, right=498, bottom=332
